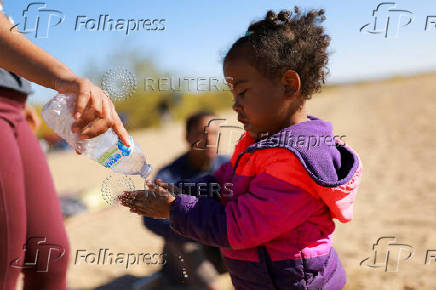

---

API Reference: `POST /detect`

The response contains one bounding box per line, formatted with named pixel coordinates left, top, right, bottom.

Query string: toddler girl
left=121, top=6, right=362, bottom=290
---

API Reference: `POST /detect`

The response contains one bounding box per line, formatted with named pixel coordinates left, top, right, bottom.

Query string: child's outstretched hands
left=118, top=178, right=182, bottom=219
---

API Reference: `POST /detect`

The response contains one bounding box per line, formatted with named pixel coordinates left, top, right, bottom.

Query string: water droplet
left=101, top=175, right=135, bottom=205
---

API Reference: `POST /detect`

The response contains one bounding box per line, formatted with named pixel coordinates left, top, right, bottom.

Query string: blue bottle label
left=97, top=136, right=134, bottom=169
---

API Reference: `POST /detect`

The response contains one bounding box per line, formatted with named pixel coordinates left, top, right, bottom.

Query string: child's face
left=224, top=58, right=301, bottom=140
left=186, top=116, right=219, bottom=159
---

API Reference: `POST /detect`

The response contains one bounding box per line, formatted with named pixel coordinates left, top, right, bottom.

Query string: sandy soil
left=45, top=73, right=436, bottom=289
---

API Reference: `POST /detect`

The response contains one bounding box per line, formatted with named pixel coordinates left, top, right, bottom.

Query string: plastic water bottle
left=41, top=93, right=152, bottom=179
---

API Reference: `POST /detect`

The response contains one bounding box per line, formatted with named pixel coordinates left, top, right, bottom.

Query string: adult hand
left=118, top=178, right=180, bottom=218
left=55, top=77, right=130, bottom=153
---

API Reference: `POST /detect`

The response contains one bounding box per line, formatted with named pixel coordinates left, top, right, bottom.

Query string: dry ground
left=42, top=72, right=436, bottom=289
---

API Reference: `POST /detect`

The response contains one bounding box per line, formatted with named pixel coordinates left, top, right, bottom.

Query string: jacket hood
left=242, top=115, right=362, bottom=222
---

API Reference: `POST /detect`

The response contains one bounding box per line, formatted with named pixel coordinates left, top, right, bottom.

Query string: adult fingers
left=109, top=103, right=130, bottom=146
left=74, top=80, right=92, bottom=120
left=79, top=118, right=109, bottom=140
left=71, top=107, right=97, bottom=133
left=89, top=89, right=104, bottom=119
left=101, top=92, right=112, bottom=123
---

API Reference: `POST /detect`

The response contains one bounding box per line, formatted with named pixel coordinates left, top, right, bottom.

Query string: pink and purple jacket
left=169, top=115, right=362, bottom=289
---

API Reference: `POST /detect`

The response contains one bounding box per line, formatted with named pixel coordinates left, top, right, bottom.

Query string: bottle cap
left=140, top=163, right=153, bottom=179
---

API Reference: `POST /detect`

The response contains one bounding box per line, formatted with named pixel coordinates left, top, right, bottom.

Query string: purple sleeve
left=169, top=194, right=231, bottom=248
left=212, top=161, right=233, bottom=187
left=169, top=172, right=320, bottom=250
left=225, top=172, right=319, bottom=249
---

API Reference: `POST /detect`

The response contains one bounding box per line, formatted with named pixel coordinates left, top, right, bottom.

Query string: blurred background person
left=139, top=110, right=229, bottom=290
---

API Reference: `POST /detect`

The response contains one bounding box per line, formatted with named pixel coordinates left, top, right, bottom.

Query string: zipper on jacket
left=231, top=148, right=251, bottom=178
left=300, top=250, right=310, bottom=290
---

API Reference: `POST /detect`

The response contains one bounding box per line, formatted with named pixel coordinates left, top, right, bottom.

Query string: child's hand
left=118, top=178, right=180, bottom=219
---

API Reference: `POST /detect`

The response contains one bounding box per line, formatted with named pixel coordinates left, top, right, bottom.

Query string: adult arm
left=0, top=13, right=129, bottom=145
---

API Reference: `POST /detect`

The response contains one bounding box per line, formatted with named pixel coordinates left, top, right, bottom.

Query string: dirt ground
left=45, top=72, right=436, bottom=289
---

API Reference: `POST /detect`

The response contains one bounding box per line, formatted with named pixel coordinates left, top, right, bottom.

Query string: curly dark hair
left=185, top=110, right=215, bottom=134
left=223, top=6, right=331, bottom=100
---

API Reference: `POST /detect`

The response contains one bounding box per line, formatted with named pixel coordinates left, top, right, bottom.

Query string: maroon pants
left=0, top=88, right=70, bottom=290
